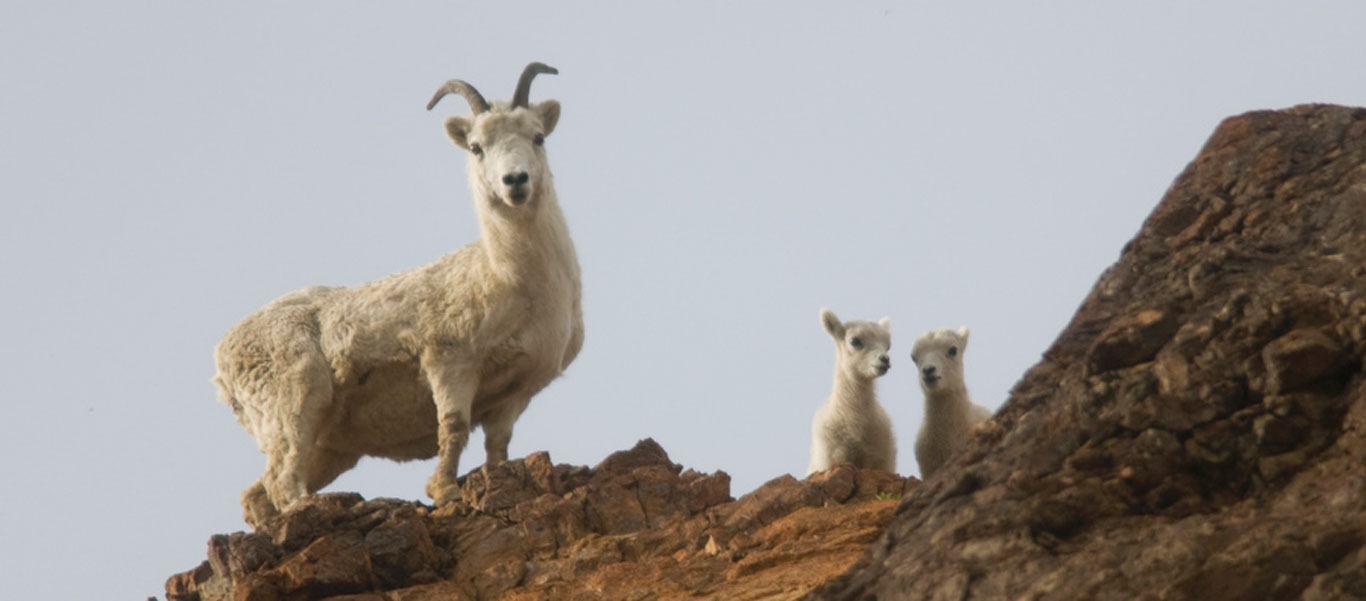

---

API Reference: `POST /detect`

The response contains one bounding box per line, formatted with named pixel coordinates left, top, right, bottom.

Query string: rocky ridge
left=166, top=104, right=1366, bottom=601
left=166, top=439, right=915, bottom=601
left=814, top=104, right=1366, bottom=600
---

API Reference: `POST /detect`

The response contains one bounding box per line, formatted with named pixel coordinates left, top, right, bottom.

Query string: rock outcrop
left=165, top=439, right=915, bottom=601
left=814, top=105, right=1366, bottom=600
left=167, top=104, right=1366, bottom=601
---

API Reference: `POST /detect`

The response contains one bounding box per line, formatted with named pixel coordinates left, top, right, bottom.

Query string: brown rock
left=165, top=560, right=212, bottom=601
left=1263, top=328, right=1345, bottom=393
left=812, top=105, right=1366, bottom=600
left=1086, top=309, right=1179, bottom=374
left=681, top=468, right=733, bottom=512
left=593, top=437, right=679, bottom=473
left=364, top=513, right=439, bottom=588
left=166, top=445, right=914, bottom=601
left=720, top=474, right=824, bottom=535
left=272, top=532, right=373, bottom=599
left=807, top=464, right=856, bottom=503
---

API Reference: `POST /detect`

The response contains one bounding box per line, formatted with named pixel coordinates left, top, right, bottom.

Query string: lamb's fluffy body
left=808, top=309, right=896, bottom=475
left=214, top=64, right=582, bottom=527
left=911, top=327, right=990, bottom=479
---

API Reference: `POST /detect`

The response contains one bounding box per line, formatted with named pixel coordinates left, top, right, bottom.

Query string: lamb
left=911, top=327, right=991, bottom=479
left=213, top=62, right=583, bottom=528
left=808, top=308, right=897, bottom=475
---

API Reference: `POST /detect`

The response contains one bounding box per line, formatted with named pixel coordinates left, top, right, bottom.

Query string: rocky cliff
left=166, top=104, right=1366, bottom=601
left=165, top=439, right=916, bottom=601
left=814, top=104, right=1366, bottom=600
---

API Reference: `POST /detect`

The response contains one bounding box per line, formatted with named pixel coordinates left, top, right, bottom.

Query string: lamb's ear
left=444, top=116, right=472, bottom=150
left=820, top=308, right=845, bottom=339
left=957, top=326, right=970, bottom=351
left=535, top=100, right=561, bottom=136
left=878, top=317, right=891, bottom=330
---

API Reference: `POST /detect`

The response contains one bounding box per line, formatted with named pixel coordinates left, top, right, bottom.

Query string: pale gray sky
left=4, top=2, right=1365, bottom=599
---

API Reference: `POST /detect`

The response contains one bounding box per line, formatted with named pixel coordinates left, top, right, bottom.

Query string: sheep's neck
left=831, top=366, right=878, bottom=407
left=475, top=186, right=579, bottom=285
left=923, top=383, right=972, bottom=422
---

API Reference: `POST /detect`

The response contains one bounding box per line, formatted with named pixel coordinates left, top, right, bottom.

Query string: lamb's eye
left=469, top=142, right=484, bottom=157
left=850, top=337, right=863, bottom=349
left=948, top=346, right=958, bottom=357
left=533, top=133, right=545, bottom=146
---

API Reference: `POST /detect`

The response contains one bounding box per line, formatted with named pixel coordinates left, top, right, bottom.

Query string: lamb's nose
left=502, top=172, right=529, bottom=186
left=879, top=355, right=890, bottom=366
left=922, top=365, right=936, bottom=377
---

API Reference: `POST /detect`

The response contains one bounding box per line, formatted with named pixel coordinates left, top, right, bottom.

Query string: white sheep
left=213, top=62, right=583, bottom=527
left=911, top=327, right=991, bottom=479
left=808, top=308, right=897, bottom=475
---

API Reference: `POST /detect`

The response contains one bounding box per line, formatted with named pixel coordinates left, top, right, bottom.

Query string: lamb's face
left=445, top=102, right=561, bottom=209
left=911, top=327, right=969, bottom=392
left=821, top=309, right=892, bottom=381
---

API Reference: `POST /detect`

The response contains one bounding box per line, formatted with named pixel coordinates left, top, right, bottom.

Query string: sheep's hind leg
left=481, top=394, right=532, bottom=466
left=305, top=449, right=362, bottom=494
left=422, top=354, right=478, bottom=506
left=243, top=417, right=295, bottom=529
left=267, top=358, right=334, bottom=514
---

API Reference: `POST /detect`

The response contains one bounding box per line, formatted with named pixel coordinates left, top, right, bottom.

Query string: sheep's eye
left=849, top=337, right=863, bottom=349
left=948, top=346, right=958, bottom=357
left=533, top=133, right=545, bottom=146
left=469, top=142, right=483, bottom=157
left=911, top=355, right=919, bottom=365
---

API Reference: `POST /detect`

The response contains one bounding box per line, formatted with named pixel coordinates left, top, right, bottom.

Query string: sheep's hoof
left=242, top=499, right=279, bottom=530
left=431, top=487, right=461, bottom=507
left=426, top=475, right=461, bottom=506
left=240, top=482, right=280, bottom=530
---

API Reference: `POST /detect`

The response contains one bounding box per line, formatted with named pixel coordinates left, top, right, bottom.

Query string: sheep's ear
left=444, top=116, right=472, bottom=150
left=820, top=308, right=845, bottom=339
left=878, top=317, right=891, bottom=330
left=957, top=326, right=970, bottom=351
left=535, top=100, right=561, bottom=136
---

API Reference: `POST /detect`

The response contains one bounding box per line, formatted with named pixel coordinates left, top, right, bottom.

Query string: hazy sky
left=5, top=2, right=1366, bottom=599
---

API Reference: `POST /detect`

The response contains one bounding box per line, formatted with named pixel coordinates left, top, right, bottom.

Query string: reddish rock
left=165, top=439, right=914, bottom=601
left=273, top=532, right=373, bottom=599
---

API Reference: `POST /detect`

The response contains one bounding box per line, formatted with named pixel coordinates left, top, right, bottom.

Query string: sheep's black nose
left=879, top=355, right=890, bottom=366
left=502, top=172, right=529, bottom=186
left=922, top=365, right=936, bottom=377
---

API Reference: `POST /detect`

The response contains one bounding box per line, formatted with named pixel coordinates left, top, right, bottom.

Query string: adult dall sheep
left=213, top=62, right=583, bottom=527
left=911, top=327, right=991, bottom=479
left=808, top=308, right=897, bottom=475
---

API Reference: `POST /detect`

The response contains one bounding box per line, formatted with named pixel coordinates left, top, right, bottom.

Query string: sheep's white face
left=911, top=327, right=970, bottom=392
left=444, top=101, right=561, bottom=209
left=821, top=309, right=892, bottom=381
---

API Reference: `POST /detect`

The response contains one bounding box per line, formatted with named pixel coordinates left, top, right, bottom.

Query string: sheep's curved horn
left=426, top=79, right=490, bottom=114
left=511, top=62, right=558, bottom=109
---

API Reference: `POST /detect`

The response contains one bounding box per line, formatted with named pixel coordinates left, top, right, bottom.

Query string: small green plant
left=875, top=491, right=902, bottom=501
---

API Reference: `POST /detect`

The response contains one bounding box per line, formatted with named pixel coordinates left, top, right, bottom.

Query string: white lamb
left=912, top=327, right=991, bottom=479
left=213, top=62, right=583, bottom=527
left=808, top=308, right=897, bottom=475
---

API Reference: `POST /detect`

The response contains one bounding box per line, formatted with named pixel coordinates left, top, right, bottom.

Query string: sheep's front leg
left=423, top=355, right=478, bottom=506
